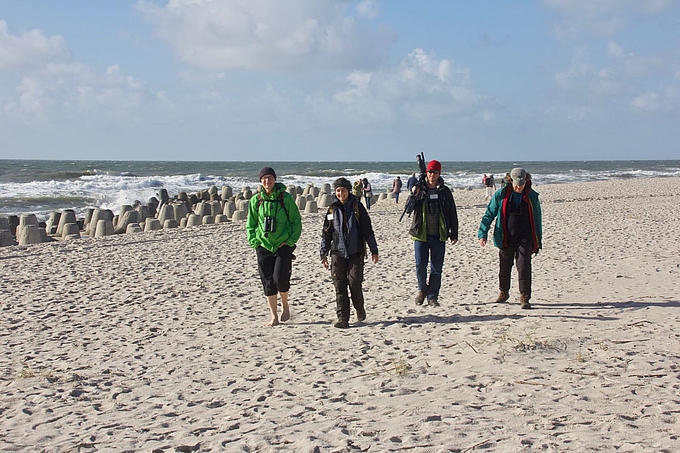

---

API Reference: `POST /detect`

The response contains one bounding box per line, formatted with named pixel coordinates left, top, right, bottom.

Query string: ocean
left=1, top=159, right=679, bottom=220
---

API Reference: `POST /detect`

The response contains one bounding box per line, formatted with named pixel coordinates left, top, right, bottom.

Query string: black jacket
left=408, top=178, right=458, bottom=241
left=320, top=194, right=378, bottom=259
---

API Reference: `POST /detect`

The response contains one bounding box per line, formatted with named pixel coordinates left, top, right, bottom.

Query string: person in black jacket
left=320, top=177, right=379, bottom=328
left=409, top=160, right=459, bottom=307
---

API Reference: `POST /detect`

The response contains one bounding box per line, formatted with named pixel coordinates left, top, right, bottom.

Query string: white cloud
left=632, top=92, right=661, bottom=111
left=135, top=0, right=397, bottom=71
left=544, top=104, right=591, bottom=121
left=606, top=41, right=631, bottom=60
left=631, top=88, right=678, bottom=112
left=0, top=20, right=156, bottom=123
left=323, top=48, right=486, bottom=125
left=3, top=61, right=153, bottom=122
left=544, top=0, right=674, bottom=37
left=0, top=20, right=70, bottom=71
left=356, top=0, right=379, bottom=19
left=553, top=38, right=677, bottom=118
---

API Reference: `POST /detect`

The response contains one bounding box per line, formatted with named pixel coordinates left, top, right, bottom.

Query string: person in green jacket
left=246, top=167, right=302, bottom=326
left=478, top=168, right=542, bottom=309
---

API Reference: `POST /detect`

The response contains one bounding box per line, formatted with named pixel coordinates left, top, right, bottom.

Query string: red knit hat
left=426, top=160, right=442, bottom=172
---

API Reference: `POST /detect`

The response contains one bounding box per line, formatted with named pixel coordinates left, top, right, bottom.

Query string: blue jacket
left=320, top=194, right=378, bottom=259
left=478, top=181, right=542, bottom=252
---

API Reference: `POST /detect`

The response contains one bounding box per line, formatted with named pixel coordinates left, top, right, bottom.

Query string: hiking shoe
left=520, top=294, right=531, bottom=309
left=495, top=290, right=510, bottom=303
left=356, top=307, right=366, bottom=322
left=415, top=290, right=426, bottom=306
left=334, top=319, right=349, bottom=328
left=428, top=298, right=440, bottom=307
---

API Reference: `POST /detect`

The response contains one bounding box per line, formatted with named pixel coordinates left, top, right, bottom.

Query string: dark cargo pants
left=498, top=242, right=532, bottom=298
left=330, top=254, right=366, bottom=322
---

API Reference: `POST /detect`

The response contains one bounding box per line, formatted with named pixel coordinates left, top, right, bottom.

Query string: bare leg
left=280, top=291, right=290, bottom=322
left=266, top=294, right=279, bottom=326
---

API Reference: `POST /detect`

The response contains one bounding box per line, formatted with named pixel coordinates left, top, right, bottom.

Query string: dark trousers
left=256, top=245, right=293, bottom=296
left=499, top=243, right=532, bottom=298
left=330, top=254, right=365, bottom=321
left=414, top=235, right=446, bottom=301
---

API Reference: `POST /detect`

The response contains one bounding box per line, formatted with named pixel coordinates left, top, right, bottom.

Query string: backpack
left=258, top=191, right=290, bottom=220
left=327, top=198, right=367, bottom=256
left=328, top=198, right=360, bottom=222
left=257, top=190, right=296, bottom=258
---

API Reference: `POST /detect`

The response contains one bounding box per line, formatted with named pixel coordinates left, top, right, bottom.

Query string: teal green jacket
left=478, top=181, right=542, bottom=253
left=246, top=183, right=302, bottom=253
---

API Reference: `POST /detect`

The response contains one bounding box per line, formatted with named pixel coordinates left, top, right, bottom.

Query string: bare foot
left=281, top=307, right=290, bottom=322
left=266, top=318, right=280, bottom=327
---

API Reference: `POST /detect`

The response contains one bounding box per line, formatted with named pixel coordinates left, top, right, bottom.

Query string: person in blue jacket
left=478, top=168, right=542, bottom=309
left=320, top=177, right=379, bottom=328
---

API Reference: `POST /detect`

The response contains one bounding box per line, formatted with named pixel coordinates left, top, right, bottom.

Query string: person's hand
left=322, top=257, right=329, bottom=269
left=371, top=254, right=379, bottom=264
left=479, top=238, right=487, bottom=247
left=450, top=239, right=458, bottom=245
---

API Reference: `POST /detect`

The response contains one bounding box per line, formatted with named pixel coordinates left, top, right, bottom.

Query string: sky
left=0, top=0, right=679, bottom=161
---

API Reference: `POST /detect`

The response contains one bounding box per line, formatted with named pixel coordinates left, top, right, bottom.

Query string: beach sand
left=1, top=177, right=679, bottom=452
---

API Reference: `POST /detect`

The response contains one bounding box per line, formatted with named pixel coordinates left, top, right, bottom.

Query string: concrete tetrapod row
left=1, top=182, right=383, bottom=247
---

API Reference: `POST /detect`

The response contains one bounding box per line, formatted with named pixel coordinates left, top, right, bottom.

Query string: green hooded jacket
left=246, top=183, right=302, bottom=253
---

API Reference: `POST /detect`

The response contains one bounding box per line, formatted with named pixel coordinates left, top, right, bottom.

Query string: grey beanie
left=259, top=166, right=276, bottom=180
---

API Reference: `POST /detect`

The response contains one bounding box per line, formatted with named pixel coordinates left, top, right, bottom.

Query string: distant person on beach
left=320, top=177, right=379, bottom=328
left=500, top=173, right=510, bottom=190
left=362, top=178, right=373, bottom=210
left=478, top=168, right=542, bottom=309
left=246, top=166, right=302, bottom=326
left=407, top=173, right=418, bottom=192
left=409, top=160, right=459, bottom=307
left=484, top=174, right=496, bottom=201
left=352, top=179, right=363, bottom=197
left=392, top=176, right=403, bottom=203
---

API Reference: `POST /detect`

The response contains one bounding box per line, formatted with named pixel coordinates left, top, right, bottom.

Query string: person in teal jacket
left=246, top=167, right=302, bottom=326
left=478, top=168, right=542, bottom=309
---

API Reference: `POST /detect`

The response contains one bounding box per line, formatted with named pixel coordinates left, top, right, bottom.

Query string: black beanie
left=333, top=177, right=352, bottom=192
left=259, top=166, right=276, bottom=180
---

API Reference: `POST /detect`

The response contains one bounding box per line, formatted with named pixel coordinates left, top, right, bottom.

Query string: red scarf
left=500, top=181, right=539, bottom=253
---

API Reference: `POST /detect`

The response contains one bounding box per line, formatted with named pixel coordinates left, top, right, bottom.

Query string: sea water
left=1, top=159, right=678, bottom=220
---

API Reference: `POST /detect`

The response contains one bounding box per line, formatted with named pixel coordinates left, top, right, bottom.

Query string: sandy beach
left=1, top=177, right=679, bottom=452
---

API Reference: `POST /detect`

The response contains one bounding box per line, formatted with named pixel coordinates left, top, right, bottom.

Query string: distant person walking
left=246, top=166, right=303, bottom=326
left=500, top=172, right=510, bottom=190
left=352, top=179, right=363, bottom=197
left=478, top=168, right=542, bottom=309
left=484, top=174, right=496, bottom=201
left=409, top=160, right=459, bottom=307
left=362, top=178, right=373, bottom=210
left=320, top=178, right=379, bottom=328
left=407, top=173, right=418, bottom=192
left=392, top=176, right=403, bottom=203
